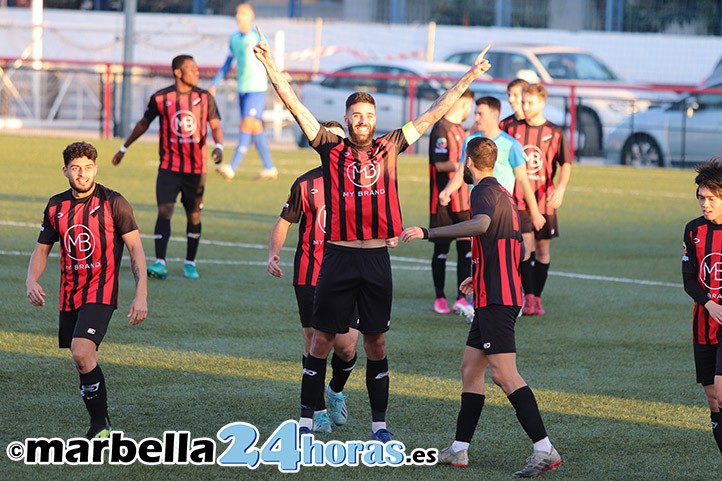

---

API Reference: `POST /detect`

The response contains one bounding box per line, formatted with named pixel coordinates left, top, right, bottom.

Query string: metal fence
left=4, top=58, right=717, bottom=167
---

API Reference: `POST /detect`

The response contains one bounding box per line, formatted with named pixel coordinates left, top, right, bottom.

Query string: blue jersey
left=460, top=131, right=525, bottom=193
left=213, top=28, right=267, bottom=93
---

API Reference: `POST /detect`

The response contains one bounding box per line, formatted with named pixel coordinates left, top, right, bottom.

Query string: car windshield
left=536, top=53, right=618, bottom=81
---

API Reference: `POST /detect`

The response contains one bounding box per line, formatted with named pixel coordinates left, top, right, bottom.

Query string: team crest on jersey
left=64, top=224, right=96, bottom=261
left=172, top=110, right=198, bottom=137
left=700, top=252, right=722, bottom=290
left=435, top=137, right=449, bottom=154
left=317, top=204, right=327, bottom=234
left=523, top=145, right=544, bottom=174
left=346, top=160, right=381, bottom=188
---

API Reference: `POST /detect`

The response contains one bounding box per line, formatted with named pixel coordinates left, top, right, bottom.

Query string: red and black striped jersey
left=143, top=85, right=221, bottom=175
left=498, top=114, right=519, bottom=133
left=37, top=184, right=138, bottom=311
left=682, top=217, right=722, bottom=345
left=470, top=176, right=523, bottom=308
left=280, top=167, right=326, bottom=286
left=311, top=127, right=409, bottom=241
left=504, top=119, right=572, bottom=215
left=428, top=118, right=469, bottom=214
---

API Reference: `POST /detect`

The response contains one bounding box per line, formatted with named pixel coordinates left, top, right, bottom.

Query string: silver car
left=445, top=44, right=651, bottom=157
left=294, top=59, right=566, bottom=147
left=605, top=81, right=722, bottom=167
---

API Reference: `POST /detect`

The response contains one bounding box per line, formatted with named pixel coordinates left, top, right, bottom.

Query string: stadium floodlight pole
left=425, top=21, right=436, bottom=62
left=118, top=0, right=137, bottom=138
left=31, top=0, right=42, bottom=120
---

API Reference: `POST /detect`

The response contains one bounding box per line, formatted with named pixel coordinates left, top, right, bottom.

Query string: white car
left=294, top=59, right=567, bottom=147
left=445, top=44, right=653, bottom=157
left=605, top=81, right=722, bottom=167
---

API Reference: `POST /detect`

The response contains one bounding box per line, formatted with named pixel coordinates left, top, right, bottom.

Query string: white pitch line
left=1, top=220, right=681, bottom=286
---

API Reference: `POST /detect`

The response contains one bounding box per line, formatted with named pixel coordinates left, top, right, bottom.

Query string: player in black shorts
left=26, top=141, right=148, bottom=439
left=254, top=28, right=491, bottom=442
left=267, top=121, right=360, bottom=433
left=682, top=157, right=722, bottom=459
left=402, top=137, right=560, bottom=477
left=113, top=55, right=224, bottom=280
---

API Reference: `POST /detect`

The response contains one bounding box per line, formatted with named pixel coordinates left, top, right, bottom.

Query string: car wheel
left=576, top=108, right=602, bottom=157
left=621, top=134, right=663, bottom=167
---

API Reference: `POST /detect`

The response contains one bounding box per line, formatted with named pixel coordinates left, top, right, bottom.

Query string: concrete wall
left=0, top=7, right=720, bottom=85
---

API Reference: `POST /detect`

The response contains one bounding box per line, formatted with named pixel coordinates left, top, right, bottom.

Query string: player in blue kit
left=213, top=3, right=277, bottom=181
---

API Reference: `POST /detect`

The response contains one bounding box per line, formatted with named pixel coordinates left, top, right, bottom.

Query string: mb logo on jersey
left=317, top=205, right=327, bottom=234
left=346, top=160, right=381, bottom=188
left=523, top=145, right=544, bottom=174
left=172, top=110, right=198, bottom=137
left=700, top=252, right=722, bottom=290
left=64, top=224, right=96, bottom=261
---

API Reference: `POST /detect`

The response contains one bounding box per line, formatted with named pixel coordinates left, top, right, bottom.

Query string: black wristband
left=421, top=227, right=429, bottom=239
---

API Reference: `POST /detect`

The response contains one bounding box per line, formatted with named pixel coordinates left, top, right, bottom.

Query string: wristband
left=421, top=227, right=429, bottom=240
left=214, top=144, right=224, bottom=150
left=119, top=145, right=127, bottom=153
left=402, top=121, right=421, bottom=145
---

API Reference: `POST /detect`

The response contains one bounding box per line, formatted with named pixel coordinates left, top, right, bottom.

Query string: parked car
left=294, top=59, right=567, bottom=147
left=445, top=44, right=651, bottom=156
left=605, top=81, right=722, bottom=167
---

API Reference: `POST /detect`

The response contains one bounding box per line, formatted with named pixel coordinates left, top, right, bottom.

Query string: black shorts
left=430, top=207, right=470, bottom=228
left=518, top=211, right=559, bottom=240
left=58, top=303, right=115, bottom=349
left=312, top=243, right=392, bottom=335
left=156, top=169, right=206, bottom=213
left=466, top=304, right=520, bottom=354
left=694, top=343, right=722, bottom=385
left=295, top=284, right=359, bottom=329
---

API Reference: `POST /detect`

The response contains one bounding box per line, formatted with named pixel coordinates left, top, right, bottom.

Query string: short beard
left=347, top=123, right=375, bottom=148
left=463, top=165, right=474, bottom=184
left=69, top=179, right=95, bottom=195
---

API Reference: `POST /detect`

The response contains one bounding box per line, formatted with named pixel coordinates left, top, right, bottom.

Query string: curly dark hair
left=62, top=141, right=98, bottom=166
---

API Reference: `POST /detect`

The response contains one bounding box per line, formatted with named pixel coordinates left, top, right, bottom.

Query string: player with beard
left=253, top=27, right=491, bottom=442
left=26, top=141, right=148, bottom=439
left=401, top=136, right=561, bottom=477
left=112, top=55, right=224, bottom=280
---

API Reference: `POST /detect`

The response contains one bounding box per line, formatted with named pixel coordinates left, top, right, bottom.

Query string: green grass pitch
left=0, top=133, right=716, bottom=480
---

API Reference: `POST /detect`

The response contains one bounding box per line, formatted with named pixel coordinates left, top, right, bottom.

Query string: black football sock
left=154, top=216, right=171, bottom=260
left=533, top=261, right=550, bottom=297
left=455, top=392, right=485, bottom=443
left=521, top=258, right=535, bottom=295
left=329, top=353, right=356, bottom=394
left=456, top=240, right=472, bottom=299
left=366, top=358, right=389, bottom=422
left=301, top=354, right=327, bottom=419
left=79, top=364, right=108, bottom=427
left=432, top=242, right=451, bottom=298
left=186, top=222, right=201, bottom=262
left=712, top=411, right=722, bottom=454
left=508, top=386, right=548, bottom=443
left=303, top=355, right=326, bottom=411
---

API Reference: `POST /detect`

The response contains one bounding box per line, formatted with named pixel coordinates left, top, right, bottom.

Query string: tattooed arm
left=122, top=230, right=148, bottom=325
left=253, top=26, right=320, bottom=142
left=411, top=45, right=491, bottom=137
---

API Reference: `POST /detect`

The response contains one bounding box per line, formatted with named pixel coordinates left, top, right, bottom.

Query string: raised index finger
left=474, top=44, right=491, bottom=64
left=256, top=25, right=268, bottom=45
